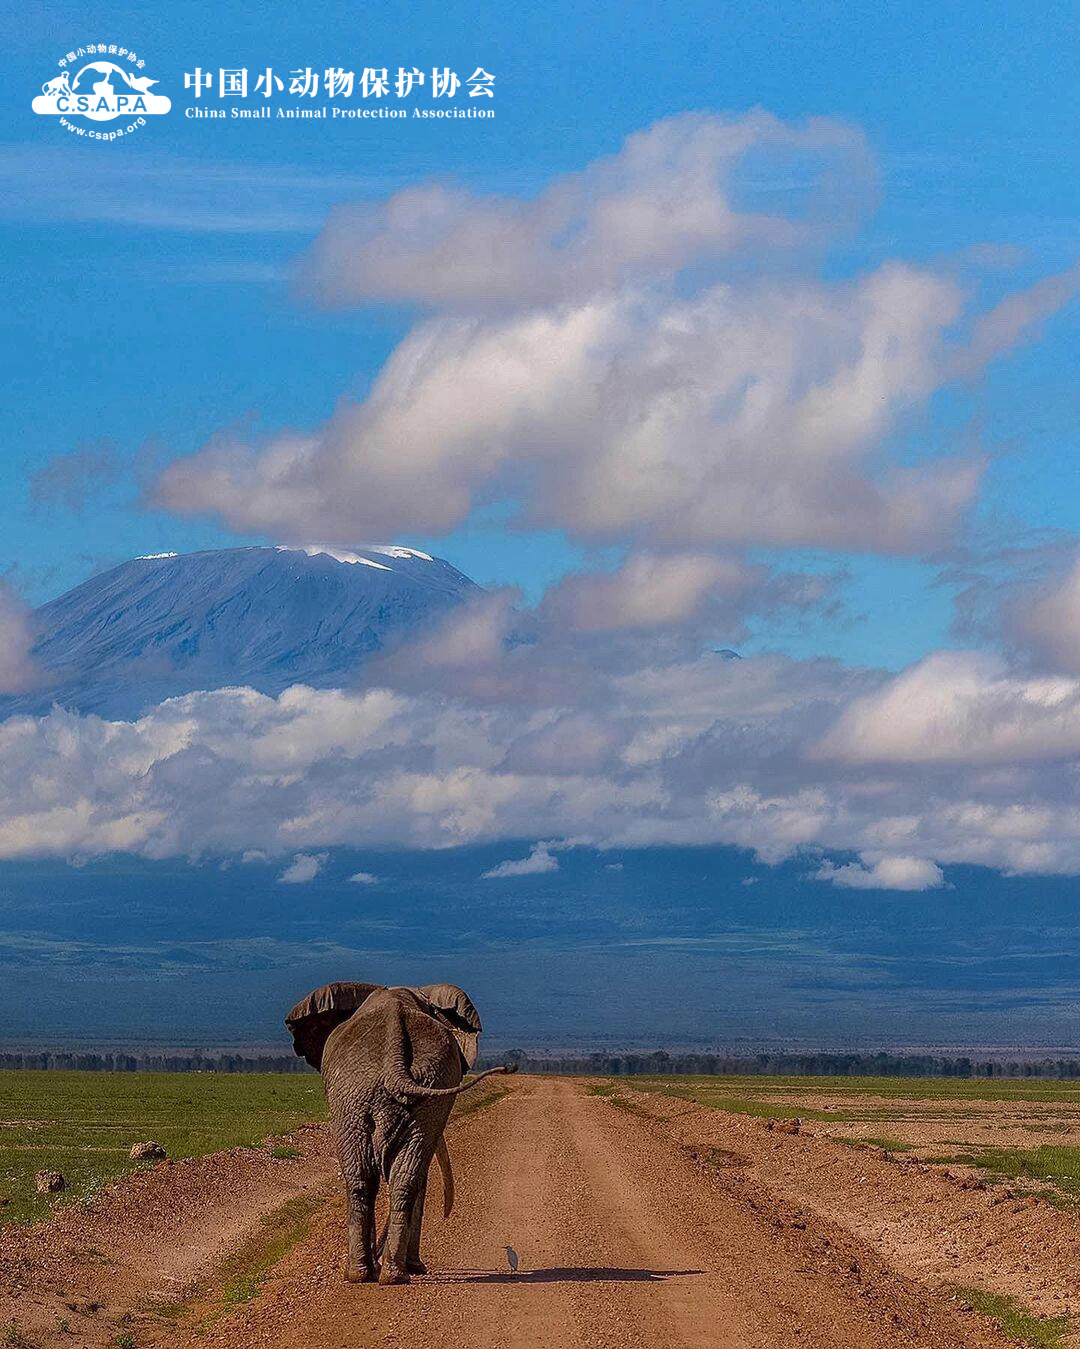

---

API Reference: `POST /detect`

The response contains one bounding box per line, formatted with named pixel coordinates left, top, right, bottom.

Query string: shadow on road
left=423, top=1267, right=705, bottom=1285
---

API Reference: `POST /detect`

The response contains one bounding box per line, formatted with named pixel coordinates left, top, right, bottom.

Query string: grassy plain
left=0, top=1070, right=327, bottom=1226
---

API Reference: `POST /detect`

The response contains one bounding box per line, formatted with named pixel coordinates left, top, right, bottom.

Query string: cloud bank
left=1, top=599, right=1079, bottom=879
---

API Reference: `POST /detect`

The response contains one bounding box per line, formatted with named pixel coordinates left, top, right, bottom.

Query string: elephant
left=285, top=980, right=516, bottom=1284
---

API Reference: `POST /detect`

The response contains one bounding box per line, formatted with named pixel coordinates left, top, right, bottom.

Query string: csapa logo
left=33, top=45, right=170, bottom=139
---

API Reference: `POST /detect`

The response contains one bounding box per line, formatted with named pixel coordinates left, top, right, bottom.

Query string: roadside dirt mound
left=0, top=1123, right=335, bottom=1346
left=619, top=1084, right=1080, bottom=1323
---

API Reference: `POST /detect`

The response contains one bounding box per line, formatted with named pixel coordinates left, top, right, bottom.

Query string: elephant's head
left=285, top=980, right=483, bottom=1071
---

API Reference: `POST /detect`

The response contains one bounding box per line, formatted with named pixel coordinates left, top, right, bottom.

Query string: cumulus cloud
left=0, top=584, right=38, bottom=695
left=8, top=114, right=1080, bottom=892
left=155, top=264, right=983, bottom=553
left=815, top=854, right=945, bottom=891
left=348, top=870, right=379, bottom=884
left=1, top=610, right=1079, bottom=879
left=278, top=852, right=327, bottom=884
left=1009, top=553, right=1080, bottom=674
left=299, top=111, right=877, bottom=307
left=481, top=842, right=560, bottom=878
left=540, top=553, right=754, bottom=633
left=814, top=651, right=1080, bottom=764
left=150, top=111, right=1079, bottom=560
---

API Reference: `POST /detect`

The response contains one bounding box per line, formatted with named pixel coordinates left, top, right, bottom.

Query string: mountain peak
left=1, top=544, right=478, bottom=719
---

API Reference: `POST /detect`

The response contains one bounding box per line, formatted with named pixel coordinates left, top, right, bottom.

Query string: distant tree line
left=0, top=1050, right=311, bottom=1073
left=4, top=1047, right=1080, bottom=1079
left=482, top=1049, right=1080, bottom=1080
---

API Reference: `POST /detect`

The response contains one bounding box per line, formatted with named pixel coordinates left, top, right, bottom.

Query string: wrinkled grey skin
left=286, top=980, right=514, bottom=1285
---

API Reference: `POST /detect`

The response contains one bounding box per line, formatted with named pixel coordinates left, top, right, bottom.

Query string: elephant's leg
left=380, top=1144, right=425, bottom=1284
left=405, top=1173, right=429, bottom=1275
left=345, top=1174, right=379, bottom=1283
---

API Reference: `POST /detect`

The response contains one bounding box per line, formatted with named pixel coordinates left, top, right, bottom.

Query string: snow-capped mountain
left=0, top=544, right=478, bottom=719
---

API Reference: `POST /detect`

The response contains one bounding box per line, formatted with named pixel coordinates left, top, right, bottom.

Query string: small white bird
left=504, top=1245, right=519, bottom=1273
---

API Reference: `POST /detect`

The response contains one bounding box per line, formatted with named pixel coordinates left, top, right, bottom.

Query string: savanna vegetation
left=0, top=1070, right=326, bottom=1225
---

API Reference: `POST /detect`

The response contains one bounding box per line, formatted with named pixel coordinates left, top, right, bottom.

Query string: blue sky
left=5, top=2, right=1080, bottom=1047
left=3, top=0, right=1079, bottom=668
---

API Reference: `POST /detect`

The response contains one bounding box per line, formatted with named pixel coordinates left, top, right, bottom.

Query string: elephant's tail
left=383, top=1063, right=518, bottom=1101
left=436, top=1133, right=454, bottom=1218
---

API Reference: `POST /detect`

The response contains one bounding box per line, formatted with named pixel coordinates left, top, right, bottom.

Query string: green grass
left=585, top=1082, right=645, bottom=1114
left=615, top=1079, right=846, bottom=1121
left=615, top=1073, right=1080, bottom=1130
left=955, top=1288, right=1074, bottom=1349
left=625, top=1073, right=1080, bottom=1103
left=946, top=1145, right=1080, bottom=1201
left=0, top=1070, right=327, bottom=1226
left=269, top=1145, right=301, bottom=1160
left=217, top=1195, right=322, bottom=1307
left=837, top=1136, right=914, bottom=1153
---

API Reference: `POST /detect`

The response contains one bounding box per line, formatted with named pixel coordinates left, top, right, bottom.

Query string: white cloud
left=814, top=651, right=1080, bottom=764
left=299, top=111, right=877, bottom=307
left=1, top=584, right=1080, bottom=878
left=540, top=553, right=754, bottom=633
left=1010, top=554, right=1080, bottom=674
left=277, top=852, right=327, bottom=884
left=0, top=584, right=38, bottom=695
left=815, top=855, right=945, bottom=891
left=481, top=842, right=560, bottom=879
left=155, top=265, right=983, bottom=554
left=949, top=264, right=1080, bottom=380
left=152, top=112, right=1078, bottom=561
left=348, top=870, right=379, bottom=884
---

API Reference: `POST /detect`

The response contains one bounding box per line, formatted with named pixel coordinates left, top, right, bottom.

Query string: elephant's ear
left=285, top=981, right=382, bottom=1070
left=414, top=983, right=482, bottom=1069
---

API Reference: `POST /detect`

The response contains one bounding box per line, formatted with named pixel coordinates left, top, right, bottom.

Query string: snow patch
left=368, top=545, right=434, bottom=562
left=137, top=552, right=178, bottom=560
left=277, top=545, right=392, bottom=571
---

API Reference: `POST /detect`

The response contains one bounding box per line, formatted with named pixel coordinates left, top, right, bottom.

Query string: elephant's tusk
left=436, top=1134, right=455, bottom=1218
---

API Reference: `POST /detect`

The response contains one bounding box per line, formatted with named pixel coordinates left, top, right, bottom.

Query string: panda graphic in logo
left=33, top=48, right=170, bottom=137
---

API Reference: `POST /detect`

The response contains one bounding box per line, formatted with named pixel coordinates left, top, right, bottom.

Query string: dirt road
left=162, top=1078, right=1001, bottom=1349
